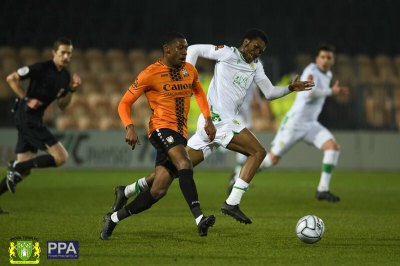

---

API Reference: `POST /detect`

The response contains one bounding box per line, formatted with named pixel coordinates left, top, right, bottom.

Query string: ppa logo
left=47, top=241, right=79, bottom=259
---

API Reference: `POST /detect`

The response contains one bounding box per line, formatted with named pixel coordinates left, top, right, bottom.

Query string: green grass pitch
left=0, top=169, right=399, bottom=265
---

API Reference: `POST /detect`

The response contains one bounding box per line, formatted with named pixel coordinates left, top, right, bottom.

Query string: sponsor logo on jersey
left=232, top=72, right=250, bottom=89
left=9, top=236, right=41, bottom=264
left=162, top=83, right=193, bottom=91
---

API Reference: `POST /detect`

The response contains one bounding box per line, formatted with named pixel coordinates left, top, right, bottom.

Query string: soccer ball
left=296, top=215, right=325, bottom=244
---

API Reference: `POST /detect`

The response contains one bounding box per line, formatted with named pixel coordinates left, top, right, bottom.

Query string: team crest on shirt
left=232, top=119, right=240, bottom=125
left=249, top=63, right=255, bottom=70
left=182, top=68, right=189, bottom=77
left=166, top=136, right=174, bottom=144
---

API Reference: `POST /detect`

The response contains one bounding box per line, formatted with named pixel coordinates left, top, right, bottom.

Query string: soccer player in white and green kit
left=260, top=44, right=349, bottom=202
left=111, top=29, right=314, bottom=224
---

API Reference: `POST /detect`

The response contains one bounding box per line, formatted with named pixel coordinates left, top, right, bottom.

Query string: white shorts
left=188, top=115, right=246, bottom=158
left=270, top=119, right=334, bottom=156
left=236, top=109, right=252, bottom=129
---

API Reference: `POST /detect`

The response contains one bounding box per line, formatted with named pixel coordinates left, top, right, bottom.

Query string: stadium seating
left=0, top=46, right=399, bottom=130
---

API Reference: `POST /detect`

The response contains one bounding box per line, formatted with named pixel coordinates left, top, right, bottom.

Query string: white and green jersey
left=187, top=44, right=291, bottom=121
left=286, top=63, right=333, bottom=125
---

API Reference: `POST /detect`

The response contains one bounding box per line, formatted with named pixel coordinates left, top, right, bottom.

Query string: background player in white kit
left=111, top=29, right=314, bottom=224
left=260, top=44, right=349, bottom=202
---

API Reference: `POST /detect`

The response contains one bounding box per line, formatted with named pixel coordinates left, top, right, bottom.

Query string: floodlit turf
left=0, top=169, right=399, bottom=265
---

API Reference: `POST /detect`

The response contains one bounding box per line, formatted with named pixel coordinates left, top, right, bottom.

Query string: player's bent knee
left=175, top=159, right=192, bottom=170
left=151, top=188, right=168, bottom=200
left=256, top=147, right=267, bottom=160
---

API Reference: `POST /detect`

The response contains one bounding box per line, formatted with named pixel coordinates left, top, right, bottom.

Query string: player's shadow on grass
left=323, top=237, right=400, bottom=247
left=125, top=230, right=208, bottom=243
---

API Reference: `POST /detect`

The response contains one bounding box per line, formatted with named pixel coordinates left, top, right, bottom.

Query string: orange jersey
left=118, top=60, right=211, bottom=138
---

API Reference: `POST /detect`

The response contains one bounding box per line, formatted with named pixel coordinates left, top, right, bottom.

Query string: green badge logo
left=9, top=237, right=41, bottom=264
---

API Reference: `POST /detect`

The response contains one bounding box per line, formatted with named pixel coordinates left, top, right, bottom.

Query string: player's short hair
left=53, top=37, right=73, bottom=51
left=243, top=29, right=268, bottom=44
left=162, top=32, right=186, bottom=46
left=316, top=44, right=336, bottom=56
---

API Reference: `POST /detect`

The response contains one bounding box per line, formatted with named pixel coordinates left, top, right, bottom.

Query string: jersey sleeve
left=190, top=66, right=211, bottom=118
left=187, top=44, right=232, bottom=66
left=17, top=62, right=43, bottom=80
left=253, top=61, right=268, bottom=83
left=118, top=71, right=149, bottom=127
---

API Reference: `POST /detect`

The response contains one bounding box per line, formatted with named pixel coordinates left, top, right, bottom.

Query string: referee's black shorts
left=14, top=109, right=58, bottom=153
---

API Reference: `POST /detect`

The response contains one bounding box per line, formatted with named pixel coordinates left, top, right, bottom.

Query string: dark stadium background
left=1, top=0, right=398, bottom=73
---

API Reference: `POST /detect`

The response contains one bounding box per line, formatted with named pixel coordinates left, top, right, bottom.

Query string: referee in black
left=0, top=37, right=81, bottom=213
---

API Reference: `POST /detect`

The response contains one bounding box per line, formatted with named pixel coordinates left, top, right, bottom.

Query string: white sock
left=261, top=153, right=273, bottom=168
left=195, top=214, right=204, bottom=225
left=226, top=178, right=249, bottom=206
left=138, top=178, right=149, bottom=191
left=317, top=150, right=340, bottom=192
left=111, top=212, right=119, bottom=223
left=125, top=177, right=148, bottom=198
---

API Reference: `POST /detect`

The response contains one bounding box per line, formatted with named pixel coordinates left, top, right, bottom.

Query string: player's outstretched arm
left=288, top=75, right=314, bottom=92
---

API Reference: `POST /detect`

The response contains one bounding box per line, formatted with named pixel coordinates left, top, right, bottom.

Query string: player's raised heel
left=112, top=186, right=128, bottom=212
left=221, top=202, right=252, bottom=224
left=100, top=213, right=117, bottom=240
left=197, top=215, right=216, bottom=236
